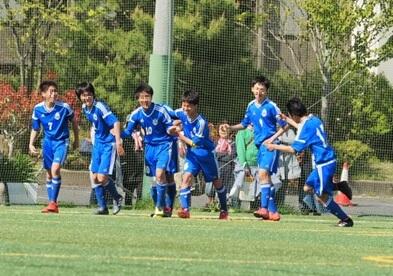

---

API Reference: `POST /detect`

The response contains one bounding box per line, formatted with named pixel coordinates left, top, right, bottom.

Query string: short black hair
left=39, top=80, right=58, bottom=93
left=75, top=82, right=95, bottom=101
left=251, top=75, right=270, bottom=90
left=134, top=83, right=153, bottom=99
left=286, top=97, right=307, bottom=117
left=182, top=89, right=199, bottom=105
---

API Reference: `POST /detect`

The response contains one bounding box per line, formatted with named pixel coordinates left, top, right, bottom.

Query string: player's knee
left=259, top=170, right=270, bottom=183
left=181, top=173, right=193, bottom=188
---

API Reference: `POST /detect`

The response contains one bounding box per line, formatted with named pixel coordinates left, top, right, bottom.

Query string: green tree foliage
left=173, top=0, right=259, bottom=123
left=0, top=0, right=79, bottom=93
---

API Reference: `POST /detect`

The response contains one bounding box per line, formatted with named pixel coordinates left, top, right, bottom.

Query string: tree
left=0, top=82, right=40, bottom=157
left=0, top=0, right=78, bottom=93
left=252, top=0, right=393, bottom=124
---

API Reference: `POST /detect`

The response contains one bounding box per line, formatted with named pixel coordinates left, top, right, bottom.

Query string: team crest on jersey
left=54, top=112, right=60, bottom=120
left=141, top=118, right=144, bottom=123
left=153, top=119, right=158, bottom=126
left=262, top=109, right=267, bottom=117
left=93, top=114, right=98, bottom=121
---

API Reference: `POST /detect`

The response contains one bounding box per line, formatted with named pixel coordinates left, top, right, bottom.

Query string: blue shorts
left=184, top=149, right=219, bottom=183
left=306, top=160, right=336, bottom=196
left=257, top=144, right=279, bottom=175
left=91, top=142, right=116, bottom=175
left=144, top=141, right=178, bottom=177
left=42, top=139, right=69, bottom=170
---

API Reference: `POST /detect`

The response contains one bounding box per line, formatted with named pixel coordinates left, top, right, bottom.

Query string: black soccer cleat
left=336, top=181, right=352, bottom=200
left=337, top=217, right=354, bottom=227
left=94, top=207, right=109, bottom=215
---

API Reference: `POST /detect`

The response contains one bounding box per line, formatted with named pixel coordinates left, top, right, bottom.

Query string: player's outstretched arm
left=264, top=124, right=290, bottom=145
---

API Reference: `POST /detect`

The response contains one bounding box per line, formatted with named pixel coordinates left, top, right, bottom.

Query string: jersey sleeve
left=64, top=102, right=74, bottom=121
left=97, top=102, right=118, bottom=128
left=161, top=108, right=174, bottom=133
left=121, top=112, right=137, bottom=139
left=191, top=118, right=208, bottom=146
left=240, top=108, right=251, bottom=128
left=31, top=107, right=41, bottom=131
left=271, top=104, right=287, bottom=128
left=291, top=123, right=312, bottom=153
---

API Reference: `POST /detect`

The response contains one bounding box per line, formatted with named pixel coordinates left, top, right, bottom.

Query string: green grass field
left=1, top=206, right=392, bottom=275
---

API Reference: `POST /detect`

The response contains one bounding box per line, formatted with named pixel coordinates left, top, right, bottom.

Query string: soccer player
left=29, top=80, right=79, bottom=213
left=75, top=82, right=124, bottom=215
left=171, top=89, right=229, bottom=220
left=122, top=83, right=177, bottom=217
left=220, top=75, right=288, bottom=221
left=266, top=97, right=354, bottom=227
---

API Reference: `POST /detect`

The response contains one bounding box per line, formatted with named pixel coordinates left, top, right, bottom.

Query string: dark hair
left=75, top=82, right=95, bottom=101
left=134, top=83, right=153, bottom=99
left=286, top=97, right=307, bottom=117
left=251, top=75, right=270, bottom=90
left=182, top=89, right=199, bottom=105
left=39, top=80, right=58, bottom=93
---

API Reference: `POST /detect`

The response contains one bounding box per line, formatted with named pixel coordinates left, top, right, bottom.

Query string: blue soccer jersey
left=174, top=109, right=215, bottom=153
left=240, top=98, right=287, bottom=146
left=291, top=115, right=336, bottom=165
left=82, top=100, right=118, bottom=144
left=174, top=109, right=218, bottom=182
left=32, top=101, right=74, bottom=140
left=122, top=103, right=173, bottom=144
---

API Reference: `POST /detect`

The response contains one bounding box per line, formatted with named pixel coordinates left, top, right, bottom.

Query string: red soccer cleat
left=177, top=208, right=190, bottom=219
left=219, top=210, right=229, bottom=220
left=268, top=211, right=281, bottom=221
left=41, top=201, right=59, bottom=213
left=253, top=207, right=269, bottom=219
left=163, top=207, right=173, bottom=217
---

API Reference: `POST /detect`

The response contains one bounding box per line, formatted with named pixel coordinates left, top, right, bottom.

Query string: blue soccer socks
left=179, top=187, right=191, bottom=210
left=166, top=183, right=177, bottom=209
left=156, top=183, right=167, bottom=209
left=268, top=185, right=278, bottom=213
left=51, top=177, right=61, bottom=202
left=260, top=184, right=270, bottom=208
left=46, top=179, right=53, bottom=201
left=150, top=185, right=158, bottom=206
left=94, top=185, right=107, bottom=209
left=103, top=179, right=121, bottom=201
left=325, top=196, right=348, bottom=221
left=216, top=185, right=227, bottom=212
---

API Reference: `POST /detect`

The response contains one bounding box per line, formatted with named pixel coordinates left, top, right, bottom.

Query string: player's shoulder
left=55, top=100, right=72, bottom=110
left=33, top=101, right=45, bottom=110
left=127, top=106, right=143, bottom=121
left=95, top=100, right=112, bottom=112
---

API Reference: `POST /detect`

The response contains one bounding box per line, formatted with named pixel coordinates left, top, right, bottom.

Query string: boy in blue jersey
left=75, top=82, right=124, bottom=215
left=221, top=76, right=288, bottom=221
left=266, top=97, right=354, bottom=227
left=122, top=83, right=178, bottom=218
left=171, top=89, right=229, bottom=220
left=29, top=80, right=79, bottom=213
